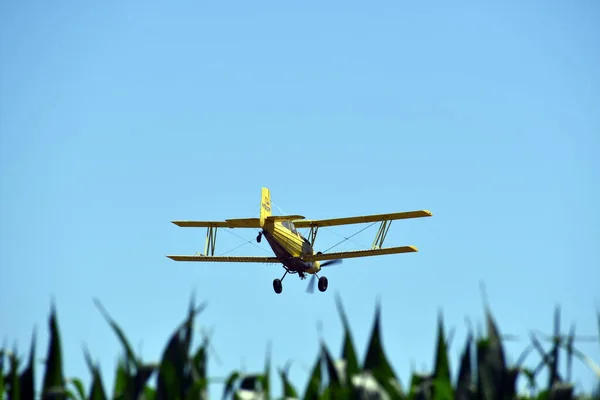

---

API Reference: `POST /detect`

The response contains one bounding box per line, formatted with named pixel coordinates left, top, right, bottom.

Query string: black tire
left=273, top=278, right=282, bottom=294
left=318, top=276, right=328, bottom=292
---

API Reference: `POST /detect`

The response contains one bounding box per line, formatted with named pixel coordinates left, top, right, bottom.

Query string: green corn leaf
left=83, top=347, right=107, bottom=400
left=134, top=364, right=156, bottom=399
left=192, top=344, right=207, bottom=383
left=322, top=342, right=352, bottom=399
left=475, top=339, right=492, bottom=400
left=0, top=351, right=4, bottom=399
left=263, top=343, right=271, bottom=400
left=18, top=331, right=36, bottom=400
left=42, top=303, right=66, bottom=399
left=334, top=294, right=359, bottom=382
left=157, top=358, right=180, bottom=400
left=156, top=333, right=185, bottom=398
left=303, top=352, right=322, bottom=400
left=476, top=306, right=511, bottom=400
left=455, top=333, right=472, bottom=400
left=8, top=351, right=20, bottom=400
left=145, top=385, right=158, bottom=400
left=520, top=367, right=537, bottom=396
left=548, top=306, right=561, bottom=388
left=432, top=312, right=451, bottom=387
left=222, top=371, right=240, bottom=400
left=363, top=302, right=403, bottom=398
left=592, top=380, right=600, bottom=400
left=431, top=376, right=453, bottom=400
left=565, top=323, right=576, bottom=383
left=186, top=379, right=207, bottom=400
left=156, top=297, right=206, bottom=399
left=112, top=358, right=132, bottom=400
left=94, top=299, right=139, bottom=373
left=89, top=372, right=108, bottom=400
left=0, top=348, right=5, bottom=396
left=279, top=366, right=299, bottom=399
left=320, top=385, right=330, bottom=400
left=69, top=377, right=86, bottom=400
left=408, top=372, right=432, bottom=399
left=505, top=367, right=519, bottom=399
left=321, top=343, right=342, bottom=389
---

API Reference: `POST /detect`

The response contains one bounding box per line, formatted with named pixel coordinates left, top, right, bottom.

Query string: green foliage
left=1, top=295, right=598, bottom=399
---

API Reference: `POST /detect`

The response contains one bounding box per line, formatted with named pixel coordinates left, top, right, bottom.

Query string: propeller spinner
left=306, top=259, right=343, bottom=293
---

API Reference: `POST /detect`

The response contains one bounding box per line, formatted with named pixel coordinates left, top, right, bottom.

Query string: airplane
left=167, top=187, right=432, bottom=294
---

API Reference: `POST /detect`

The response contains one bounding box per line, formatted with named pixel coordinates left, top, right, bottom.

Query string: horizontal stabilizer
left=302, top=246, right=418, bottom=262
left=172, top=218, right=261, bottom=228
left=293, top=210, right=432, bottom=228
left=167, top=255, right=280, bottom=263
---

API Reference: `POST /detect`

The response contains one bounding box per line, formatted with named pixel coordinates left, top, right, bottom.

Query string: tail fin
left=260, top=187, right=271, bottom=227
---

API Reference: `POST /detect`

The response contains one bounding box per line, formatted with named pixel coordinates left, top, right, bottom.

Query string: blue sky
left=1, top=0, right=599, bottom=396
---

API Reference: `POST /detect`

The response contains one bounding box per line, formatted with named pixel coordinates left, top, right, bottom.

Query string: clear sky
left=1, top=0, right=599, bottom=396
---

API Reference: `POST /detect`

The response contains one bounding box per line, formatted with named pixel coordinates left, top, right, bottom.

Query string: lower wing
left=171, top=218, right=261, bottom=228
left=167, top=255, right=280, bottom=263
left=302, top=246, right=418, bottom=262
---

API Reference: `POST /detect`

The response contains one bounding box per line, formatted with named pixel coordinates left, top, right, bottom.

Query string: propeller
left=306, top=259, right=343, bottom=293
left=321, top=259, right=343, bottom=267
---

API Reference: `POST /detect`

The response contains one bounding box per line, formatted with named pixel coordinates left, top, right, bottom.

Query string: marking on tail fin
left=260, top=187, right=272, bottom=227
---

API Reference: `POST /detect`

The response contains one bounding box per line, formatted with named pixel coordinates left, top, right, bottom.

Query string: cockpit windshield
left=281, top=220, right=298, bottom=235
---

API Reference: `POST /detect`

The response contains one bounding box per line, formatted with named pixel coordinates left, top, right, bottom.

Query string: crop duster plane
left=167, top=188, right=432, bottom=294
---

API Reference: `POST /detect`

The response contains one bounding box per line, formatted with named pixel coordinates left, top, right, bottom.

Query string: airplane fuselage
left=261, top=220, right=321, bottom=276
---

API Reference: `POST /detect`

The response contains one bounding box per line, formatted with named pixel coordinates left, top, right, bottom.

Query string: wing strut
left=308, top=226, right=319, bottom=247
left=205, top=226, right=217, bottom=256
left=372, top=220, right=392, bottom=249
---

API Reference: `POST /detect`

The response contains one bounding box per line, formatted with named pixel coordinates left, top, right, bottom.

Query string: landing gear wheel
left=318, top=276, right=328, bottom=292
left=273, top=278, right=282, bottom=294
left=257, top=233, right=262, bottom=243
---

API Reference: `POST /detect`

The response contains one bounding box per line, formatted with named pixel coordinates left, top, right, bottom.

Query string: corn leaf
left=8, top=351, right=20, bottom=400
left=69, top=377, right=86, bottom=400
left=303, top=352, right=322, bottom=400
left=94, top=299, right=139, bottom=373
left=18, top=331, right=36, bottom=400
left=363, top=302, right=403, bottom=398
left=432, top=311, right=451, bottom=396
left=455, top=333, right=473, bottom=400
left=334, top=294, right=359, bottom=382
left=279, top=366, right=299, bottom=399
left=42, top=303, right=66, bottom=399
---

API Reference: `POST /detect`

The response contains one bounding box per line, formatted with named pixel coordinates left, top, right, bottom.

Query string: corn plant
left=1, top=294, right=598, bottom=399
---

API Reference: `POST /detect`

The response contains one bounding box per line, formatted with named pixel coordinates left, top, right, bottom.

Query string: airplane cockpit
left=281, top=220, right=299, bottom=236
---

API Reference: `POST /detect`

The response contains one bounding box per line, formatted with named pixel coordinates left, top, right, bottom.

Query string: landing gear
left=318, top=276, right=328, bottom=292
left=273, top=269, right=288, bottom=294
left=273, top=278, right=282, bottom=294
left=256, top=232, right=262, bottom=243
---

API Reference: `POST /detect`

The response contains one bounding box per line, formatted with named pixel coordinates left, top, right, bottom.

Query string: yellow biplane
left=167, top=188, right=432, bottom=294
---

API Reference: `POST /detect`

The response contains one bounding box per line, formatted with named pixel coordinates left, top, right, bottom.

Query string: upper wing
left=167, top=255, right=280, bottom=263
left=293, top=210, right=432, bottom=228
left=266, top=215, right=305, bottom=222
left=171, top=218, right=261, bottom=228
left=302, top=246, right=418, bottom=261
